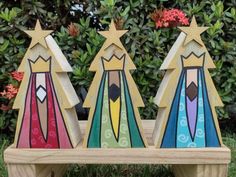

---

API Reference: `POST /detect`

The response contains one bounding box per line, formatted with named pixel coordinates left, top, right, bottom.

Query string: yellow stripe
left=110, top=97, right=120, bottom=139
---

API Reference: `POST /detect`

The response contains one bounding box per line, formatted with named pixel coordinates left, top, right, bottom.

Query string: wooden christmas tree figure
left=13, top=20, right=81, bottom=148
left=83, top=20, right=147, bottom=148
left=152, top=16, right=223, bottom=148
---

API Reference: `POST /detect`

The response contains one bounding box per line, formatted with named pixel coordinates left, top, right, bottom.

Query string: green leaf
left=0, top=7, right=19, bottom=22
left=0, top=40, right=9, bottom=52
left=100, top=0, right=116, bottom=7
left=86, top=43, right=92, bottom=55
left=120, top=6, right=130, bottom=17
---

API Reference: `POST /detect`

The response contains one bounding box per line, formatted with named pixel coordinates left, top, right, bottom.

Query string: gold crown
left=102, top=54, right=125, bottom=71
left=29, top=56, right=51, bottom=73
left=181, top=52, right=205, bottom=68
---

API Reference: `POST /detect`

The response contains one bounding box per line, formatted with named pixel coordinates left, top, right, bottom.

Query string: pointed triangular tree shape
left=83, top=20, right=148, bottom=148
left=14, top=20, right=82, bottom=148
left=152, top=16, right=223, bottom=148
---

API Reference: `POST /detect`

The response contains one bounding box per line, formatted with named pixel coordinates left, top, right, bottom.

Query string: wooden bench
left=4, top=120, right=231, bottom=177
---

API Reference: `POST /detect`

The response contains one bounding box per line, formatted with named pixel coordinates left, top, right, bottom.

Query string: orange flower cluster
left=151, top=8, right=189, bottom=28
left=11, top=71, right=24, bottom=81
left=0, top=84, right=19, bottom=100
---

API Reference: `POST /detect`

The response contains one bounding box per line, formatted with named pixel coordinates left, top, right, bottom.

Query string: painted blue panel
left=161, top=71, right=185, bottom=148
left=200, top=69, right=220, bottom=147
left=194, top=71, right=206, bottom=147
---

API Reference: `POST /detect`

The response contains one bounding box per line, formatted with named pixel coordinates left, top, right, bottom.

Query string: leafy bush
left=0, top=0, right=236, bottom=138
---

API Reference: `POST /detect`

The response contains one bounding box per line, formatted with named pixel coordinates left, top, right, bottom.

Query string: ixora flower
left=11, top=71, right=24, bottom=82
left=0, top=71, right=23, bottom=110
left=0, top=84, right=19, bottom=100
left=150, top=8, right=189, bottom=28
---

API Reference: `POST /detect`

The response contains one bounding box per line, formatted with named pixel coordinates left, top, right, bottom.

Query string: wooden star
left=24, top=20, right=53, bottom=49
left=178, top=16, right=209, bottom=46
left=99, top=20, right=128, bottom=49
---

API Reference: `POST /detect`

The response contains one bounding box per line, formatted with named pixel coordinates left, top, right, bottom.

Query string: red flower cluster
left=0, top=84, right=19, bottom=100
left=0, top=71, right=23, bottom=111
left=11, top=71, right=24, bottom=82
left=151, top=8, right=189, bottom=28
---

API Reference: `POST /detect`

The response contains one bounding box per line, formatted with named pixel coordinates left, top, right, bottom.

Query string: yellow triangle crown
left=29, top=56, right=51, bottom=73
left=102, top=54, right=125, bottom=71
left=181, top=52, right=205, bottom=68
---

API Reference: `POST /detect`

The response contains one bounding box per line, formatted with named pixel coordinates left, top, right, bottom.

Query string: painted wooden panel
left=153, top=16, right=223, bottom=148
left=83, top=20, right=147, bottom=148
left=13, top=20, right=81, bottom=148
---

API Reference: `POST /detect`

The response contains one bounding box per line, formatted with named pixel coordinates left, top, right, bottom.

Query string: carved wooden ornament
left=13, top=20, right=82, bottom=148
left=152, top=16, right=223, bottom=148
left=83, top=20, right=148, bottom=148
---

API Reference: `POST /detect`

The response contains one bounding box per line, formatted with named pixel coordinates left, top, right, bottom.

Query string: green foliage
left=0, top=0, right=235, bottom=139
left=64, top=164, right=173, bottom=177
left=0, top=137, right=9, bottom=177
left=223, top=132, right=236, bottom=177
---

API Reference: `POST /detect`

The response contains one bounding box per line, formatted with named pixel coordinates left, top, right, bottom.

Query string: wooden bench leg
left=172, top=164, right=228, bottom=177
left=7, top=164, right=68, bottom=177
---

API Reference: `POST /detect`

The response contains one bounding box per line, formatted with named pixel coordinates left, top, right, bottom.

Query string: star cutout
left=24, top=20, right=53, bottom=49
left=99, top=20, right=128, bottom=49
left=178, top=16, right=209, bottom=46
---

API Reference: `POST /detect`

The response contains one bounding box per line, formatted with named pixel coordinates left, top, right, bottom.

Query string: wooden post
left=7, top=164, right=68, bottom=177
left=173, top=164, right=228, bottom=177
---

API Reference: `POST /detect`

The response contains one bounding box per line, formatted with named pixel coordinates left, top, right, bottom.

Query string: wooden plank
left=4, top=146, right=231, bottom=165
left=4, top=120, right=231, bottom=165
